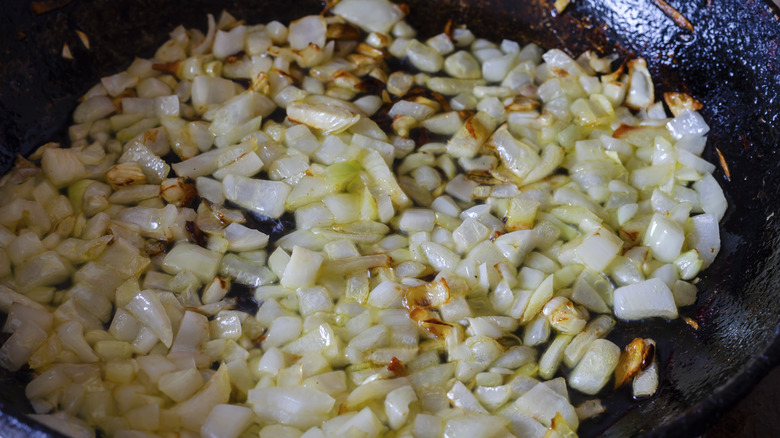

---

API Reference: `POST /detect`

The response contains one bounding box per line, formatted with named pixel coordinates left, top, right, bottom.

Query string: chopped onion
left=632, top=356, right=659, bottom=398
left=514, top=382, right=578, bottom=428
left=332, top=0, right=404, bottom=34
left=568, top=339, right=620, bottom=395
left=249, top=386, right=335, bottom=429
left=287, top=102, right=360, bottom=134
left=613, top=278, right=679, bottom=320
left=223, top=174, right=291, bottom=218
left=643, top=213, right=685, bottom=263
left=281, top=246, right=324, bottom=289
left=0, top=4, right=728, bottom=437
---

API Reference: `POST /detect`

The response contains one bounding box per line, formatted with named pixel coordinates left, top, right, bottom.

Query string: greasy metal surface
left=0, top=0, right=779, bottom=437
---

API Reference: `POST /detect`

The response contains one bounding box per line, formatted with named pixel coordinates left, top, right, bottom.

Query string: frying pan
left=1, top=0, right=779, bottom=436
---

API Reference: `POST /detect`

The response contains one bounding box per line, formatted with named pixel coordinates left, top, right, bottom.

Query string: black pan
left=1, top=0, right=778, bottom=436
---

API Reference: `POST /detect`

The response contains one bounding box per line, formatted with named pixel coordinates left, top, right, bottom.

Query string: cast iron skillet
left=1, top=0, right=779, bottom=436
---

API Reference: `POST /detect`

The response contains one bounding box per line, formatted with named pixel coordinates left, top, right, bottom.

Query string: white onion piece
left=563, top=315, right=616, bottom=368
left=575, top=226, right=623, bottom=272
left=613, top=278, right=678, bottom=320
left=521, top=274, right=554, bottom=323
left=101, top=72, right=139, bottom=97
left=643, top=213, right=685, bottom=263
left=445, top=51, right=482, bottom=79
left=212, top=25, right=246, bottom=59
left=442, top=412, right=510, bottom=438
left=677, top=148, right=716, bottom=174
left=263, top=316, right=303, bottom=349
left=514, top=382, right=578, bottom=428
left=14, top=251, right=70, bottom=291
left=175, top=365, right=231, bottom=431
left=322, top=407, right=384, bottom=437
left=288, top=15, right=326, bottom=51
left=297, top=286, right=333, bottom=316
left=118, top=142, right=170, bottom=183
left=220, top=254, right=276, bottom=287
left=0, top=320, right=48, bottom=371
left=125, top=290, right=174, bottom=347
left=413, top=414, right=444, bottom=438
left=170, top=310, right=209, bottom=355
left=389, top=100, right=437, bottom=120
left=41, top=148, right=87, bottom=187
left=287, top=102, right=360, bottom=134
left=666, top=109, right=710, bottom=139
left=56, top=321, right=98, bottom=362
left=159, top=368, right=204, bottom=402
left=361, top=150, right=411, bottom=209
left=3, top=303, right=52, bottom=335
left=446, top=112, right=497, bottom=158
left=539, top=334, right=574, bottom=380
left=447, top=380, right=489, bottom=413
left=162, top=242, right=222, bottom=283
left=482, top=52, right=518, bottom=83
left=191, top=14, right=216, bottom=55
left=206, top=92, right=275, bottom=136
left=693, top=173, right=728, bottom=221
left=201, top=404, right=253, bottom=438
left=223, top=174, right=291, bottom=218
left=571, top=274, right=610, bottom=314
left=568, top=339, right=620, bottom=395
left=281, top=246, right=324, bottom=289
left=686, top=213, right=721, bottom=268
left=496, top=405, right=547, bottom=438
left=523, top=314, right=550, bottom=346
left=624, top=58, right=654, bottom=110
left=385, top=385, right=418, bottom=430
left=489, top=125, right=539, bottom=181
left=427, top=33, right=455, bottom=55
left=73, top=96, right=116, bottom=124
left=332, top=0, right=405, bottom=34
left=399, top=208, right=436, bottom=233
left=676, top=134, right=707, bottom=155
left=249, top=386, right=335, bottom=429
left=191, top=76, right=237, bottom=113
left=224, top=222, right=269, bottom=251
left=632, top=358, right=659, bottom=398
left=28, top=413, right=94, bottom=438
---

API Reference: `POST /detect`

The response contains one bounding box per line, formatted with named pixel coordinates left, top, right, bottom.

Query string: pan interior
left=0, top=1, right=778, bottom=436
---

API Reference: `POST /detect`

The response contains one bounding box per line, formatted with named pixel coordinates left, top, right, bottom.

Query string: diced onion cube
left=201, top=404, right=253, bottom=438
left=568, top=339, right=620, bottom=395
left=613, top=278, right=678, bottom=320
left=643, top=213, right=685, bottom=263
left=162, top=242, right=222, bottom=283
left=281, top=246, right=324, bottom=289
left=223, top=174, right=292, bottom=219
left=575, top=227, right=623, bottom=272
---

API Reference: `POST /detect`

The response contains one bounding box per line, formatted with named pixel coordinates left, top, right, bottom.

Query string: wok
left=0, top=0, right=779, bottom=436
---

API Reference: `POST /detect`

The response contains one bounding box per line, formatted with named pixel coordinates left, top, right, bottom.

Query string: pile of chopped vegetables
left=0, top=0, right=726, bottom=437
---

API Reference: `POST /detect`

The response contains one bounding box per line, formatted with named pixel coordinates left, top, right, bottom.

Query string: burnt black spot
left=144, top=238, right=172, bottom=256
left=409, top=127, right=430, bottom=147
left=238, top=207, right=297, bottom=244
left=161, top=150, right=182, bottom=166
left=371, top=104, right=394, bottom=131
left=230, top=78, right=251, bottom=89
left=356, top=77, right=385, bottom=95
left=185, top=220, right=207, bottom=247
left=266, top=105, right=289, bottom=124
left=226, top=283, right=260, bottom=315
